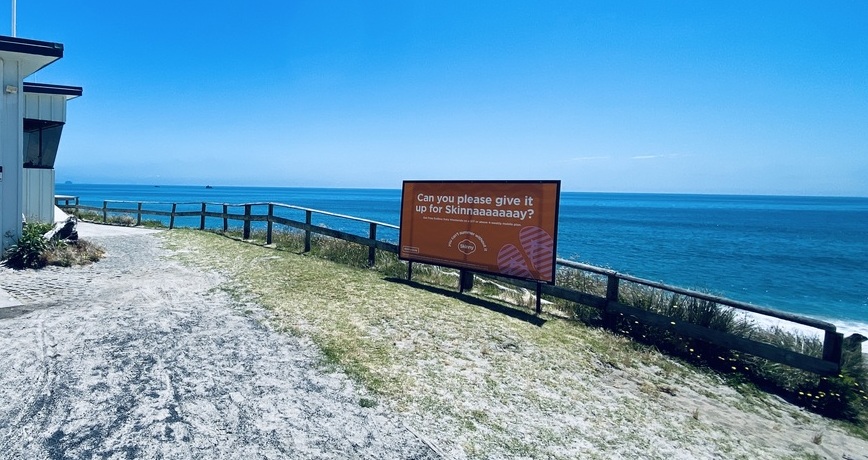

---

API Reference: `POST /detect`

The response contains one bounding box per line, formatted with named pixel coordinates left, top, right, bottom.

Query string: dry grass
left=41, top=239, right=104, bottom=267
left=68, top=209, right=166, bottom=228
left=162, top=229, right=868, bottom=459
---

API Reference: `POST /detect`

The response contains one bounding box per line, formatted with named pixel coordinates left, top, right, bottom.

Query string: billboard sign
left=399, top=180, right=560, bottom=283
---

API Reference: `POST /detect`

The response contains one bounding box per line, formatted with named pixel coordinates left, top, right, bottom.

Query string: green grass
left=164, top=228, right=868, bottom=457
left=185, top=229, right=868, bottom=426
left=202, top=227, right=867, bottom=428
left=68, top=209, right=103, bottom=222
left=163, top=225, right=868, bottom=431
left=217, top=227, right=421, bottom=279
left=67, top=209, right=166, bottom=228
left=166, top=230, right=693, bottom=457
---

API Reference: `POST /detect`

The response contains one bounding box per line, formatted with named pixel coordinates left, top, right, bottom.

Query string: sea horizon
left=58, top=181, right=868, bottom=200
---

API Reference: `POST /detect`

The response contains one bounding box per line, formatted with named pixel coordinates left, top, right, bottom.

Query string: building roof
left=0, top=35, right=64, bottom=77
left=23, top=82, right=82, bottom=99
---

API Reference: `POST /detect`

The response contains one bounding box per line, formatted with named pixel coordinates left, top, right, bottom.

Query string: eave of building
left=23, top=82, right=82, bottom=99
left=0, top=35, right=64, bottom=77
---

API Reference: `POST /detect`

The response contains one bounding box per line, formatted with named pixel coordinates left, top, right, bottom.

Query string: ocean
left=55, top=183, right=868, bottom=336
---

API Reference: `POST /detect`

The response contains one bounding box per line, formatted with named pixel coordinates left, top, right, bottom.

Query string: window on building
left=23, top=118, right=65, bottom=169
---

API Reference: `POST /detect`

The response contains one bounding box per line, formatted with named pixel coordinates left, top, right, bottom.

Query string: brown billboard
left=399, top=180, right=561, bottom=283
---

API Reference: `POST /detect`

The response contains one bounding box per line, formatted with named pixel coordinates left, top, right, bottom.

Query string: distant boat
left=205, top=185, right=214, bottom=189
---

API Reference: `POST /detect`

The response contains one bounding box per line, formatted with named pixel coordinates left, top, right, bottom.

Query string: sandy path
left=0, top=225, right=437, bottom=459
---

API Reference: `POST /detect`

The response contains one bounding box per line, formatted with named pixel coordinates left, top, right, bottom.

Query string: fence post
left=199, top=202, right=207, bottom=230
left=822, top=330, right=844, bottom=372
left=266, top=204, right=274, bottom=245
left=169, top=203, right=177, bottom=229
left=222, top=204, right=228, bottom=232
left=102, top=201, right=108, bottom=223
left=367, top=222, right=377, bottom=266
left=304, top=210, right=312, bottom=253
left=604, top=275, right=620, bottom=329
left=136, top=202, right=142, bottom=226
left=243, top=204, right=252, bottom=239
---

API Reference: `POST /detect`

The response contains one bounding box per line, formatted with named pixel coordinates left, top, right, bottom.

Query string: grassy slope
left=164, top=229, right=865, bottom=460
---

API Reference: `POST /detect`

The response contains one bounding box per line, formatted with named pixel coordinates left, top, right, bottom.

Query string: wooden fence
left=58, top=197, right=844, bottom=375
left=65, top=199, right=397, bottom=267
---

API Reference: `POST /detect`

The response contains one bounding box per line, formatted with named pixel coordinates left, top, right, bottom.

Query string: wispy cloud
left=630, top=153, right=686, bottom=160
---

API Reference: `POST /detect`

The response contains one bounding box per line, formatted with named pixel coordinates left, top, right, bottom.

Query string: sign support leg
left=535, top=282, right=542, bottom=315
left=459, top=270, right=474, bottom=293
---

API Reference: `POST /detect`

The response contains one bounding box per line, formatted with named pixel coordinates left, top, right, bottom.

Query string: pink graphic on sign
left=497, top=244, right=533, bottom=278
left=519, top=226, right=554, bottom=280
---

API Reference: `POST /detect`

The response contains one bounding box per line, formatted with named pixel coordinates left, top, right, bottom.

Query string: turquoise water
left=56, top=184, right=867, bottom=332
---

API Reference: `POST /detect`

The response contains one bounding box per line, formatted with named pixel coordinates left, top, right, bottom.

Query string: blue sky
left=9, top=1, right=867, bottom=195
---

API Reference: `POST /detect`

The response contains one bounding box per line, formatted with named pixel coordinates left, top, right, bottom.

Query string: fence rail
left=57, top=197, right=844, bottom=375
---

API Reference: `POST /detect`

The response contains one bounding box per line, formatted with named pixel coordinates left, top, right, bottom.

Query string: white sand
left=1, top=223, right=865, bottom=459
left=0, top=226, right=437, bottom=459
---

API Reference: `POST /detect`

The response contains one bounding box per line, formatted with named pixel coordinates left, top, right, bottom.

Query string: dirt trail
left=0, top=224, right=437, bottom=459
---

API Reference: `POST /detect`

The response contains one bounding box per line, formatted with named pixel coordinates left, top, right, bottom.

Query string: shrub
left=70, top=209, right=102, bottom=222
left=546, top=265, right=867, bottom=424
left=141, top=219, right=166, bottom=228
left=70, top=209, right=146, bottom=227
left=547, top=268, right=607, bottom=322
left=109, top=214, right=136, bottom=226
left=217, top=228, right=409, bottom=276
left=3, top=222, right=54, bottom=269
left=3, top=222, right=104, bottom=270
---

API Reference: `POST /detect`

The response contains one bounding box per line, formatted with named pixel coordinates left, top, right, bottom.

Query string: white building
left=22, top=82, right=82, bottom=223
left=0, top=35, right=80, bottom=254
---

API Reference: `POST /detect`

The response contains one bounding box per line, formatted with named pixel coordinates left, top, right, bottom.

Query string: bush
left=3, top=222, right=54, bottom=269
left=110, top=214, right=136, bottom=226
left=70, top=209, right=156, bottom=227
left=140, top=219, right=166, bottom=228
left=70, top=209, right=102, bottom=222
left=3, top=222, right=104, bottom=270
left=217, top=228, right=409, bottom=276
left=574, top=276, right=867, bottom=423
